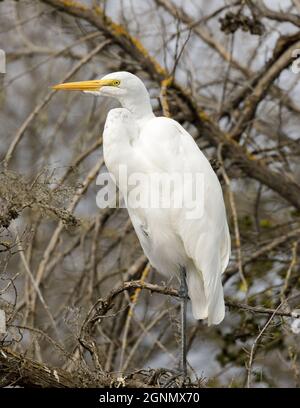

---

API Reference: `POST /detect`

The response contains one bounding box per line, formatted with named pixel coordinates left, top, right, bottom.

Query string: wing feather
left=137, top=117, right=231, bottom=324
left=105, top=114, right=231, bottom=324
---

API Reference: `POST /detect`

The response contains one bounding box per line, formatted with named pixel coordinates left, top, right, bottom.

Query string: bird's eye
left=113, top=80, right=121, bottom=86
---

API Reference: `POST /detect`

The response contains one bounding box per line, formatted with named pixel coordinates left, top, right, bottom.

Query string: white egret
left=53, top=72, right=231, bottom=375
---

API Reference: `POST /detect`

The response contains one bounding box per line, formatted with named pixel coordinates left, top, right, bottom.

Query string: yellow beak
left=52, top=79, right=115, bottom=91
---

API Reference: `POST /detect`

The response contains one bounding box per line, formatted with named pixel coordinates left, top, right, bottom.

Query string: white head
left=52, top=71, right=154, bottom=120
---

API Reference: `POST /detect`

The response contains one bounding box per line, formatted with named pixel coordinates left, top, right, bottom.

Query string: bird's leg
left=178, top=266, right=188, bottom=377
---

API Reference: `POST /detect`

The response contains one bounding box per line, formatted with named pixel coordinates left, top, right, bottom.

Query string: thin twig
left=217, top=143, right=248, bottom=292
left=246, top=302, right=283, bottom=388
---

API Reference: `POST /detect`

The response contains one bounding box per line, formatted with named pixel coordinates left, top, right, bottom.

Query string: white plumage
left=101, top=72, right=230, bottom=325
left=53, top=71, right=231, bottom=326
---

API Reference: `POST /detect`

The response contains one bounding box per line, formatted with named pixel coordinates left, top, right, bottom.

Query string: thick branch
left=229, top=38, right=300, bottom=139
left=0, top=348, right=82, bottom=387
left=251, top=0, right=300, bottom=27
left=0, top=347, right=155, bottom=388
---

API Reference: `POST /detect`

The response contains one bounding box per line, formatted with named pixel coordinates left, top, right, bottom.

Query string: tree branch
left=39, top=0, right=300, bottom=211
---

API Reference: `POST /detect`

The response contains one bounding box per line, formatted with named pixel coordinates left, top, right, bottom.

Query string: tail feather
left=193, top=235, right=226, bottom=326
left=187, top=266, right=208, bottom=320
left=207, top=277, right=225, bottom=326
left=187, top=264, right=225, bottom=325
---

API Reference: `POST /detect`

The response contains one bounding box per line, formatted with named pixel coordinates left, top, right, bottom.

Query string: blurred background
left=0, top=0, right=300, bottom=388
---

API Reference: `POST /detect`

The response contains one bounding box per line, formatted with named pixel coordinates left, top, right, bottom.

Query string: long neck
left=119, top=89, right=155, bottom=123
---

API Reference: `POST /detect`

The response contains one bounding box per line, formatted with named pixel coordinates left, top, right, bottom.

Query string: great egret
left=53, top=71, right=231, bottom=376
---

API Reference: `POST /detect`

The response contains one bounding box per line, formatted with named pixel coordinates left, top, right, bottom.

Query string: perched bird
left=53, top=72, right=231, bottom=374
